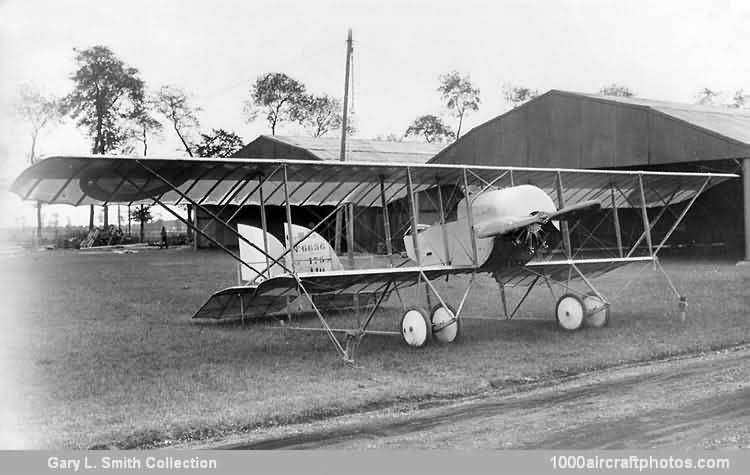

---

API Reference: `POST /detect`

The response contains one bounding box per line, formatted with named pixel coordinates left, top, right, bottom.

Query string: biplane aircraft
left=11, top=155, right=737, bottom=362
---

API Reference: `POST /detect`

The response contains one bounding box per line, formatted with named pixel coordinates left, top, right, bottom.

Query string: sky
left=0, top=0, right=748, bottom=227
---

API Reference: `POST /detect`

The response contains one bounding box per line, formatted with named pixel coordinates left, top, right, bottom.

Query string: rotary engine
left=507, top=219, right=549, bottom=263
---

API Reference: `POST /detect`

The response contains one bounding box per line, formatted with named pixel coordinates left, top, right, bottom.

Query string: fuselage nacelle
left=404, top=185, right=559, bottom=269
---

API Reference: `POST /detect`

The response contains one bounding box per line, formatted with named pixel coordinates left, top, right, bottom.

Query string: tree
left=437, top=71, right=480, bottom=140
left=64, top=45, right=145, bottom=230
left=130, top=205, right=152, bottom=243
left=502, top=84, right=540, bottom=108
left=404, top=115, right=456, bottom=143
left=297, top=94, right=343, bottom=137
left=65, top=46, right=145, bottom=155
left=599, top=84, right=635, bottom=97
left=119, top=93, right=162, bottom=235
left=244, top=73, right=306, bottom=135
left=154, top=85, right=201, bottom=157
left=730, top=89, right=748, bottom=109
left=195, top=129, right=245, bottom=157
left=14, top=84, right=64, bottom=245
left=128, top=92, right=163, bottom=156
left=693, top=87, right=749, bottom=108
left=14, top=84, right=64, bottom=163
left=695, top=88, right=719, bottom=106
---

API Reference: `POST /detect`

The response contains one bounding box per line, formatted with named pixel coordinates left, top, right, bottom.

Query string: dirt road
left=215, top=346, right=750, bottom=449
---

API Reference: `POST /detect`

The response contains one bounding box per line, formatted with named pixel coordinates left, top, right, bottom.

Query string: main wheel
left=430, top=304, right=460, bottom=344
left=555, top=294, right=584, bottom=331
left=400, top=307, right=432, bottom=347
left=583, top=293, right=610, bottom=328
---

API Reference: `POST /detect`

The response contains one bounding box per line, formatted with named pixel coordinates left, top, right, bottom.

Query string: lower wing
left=192, top=265, right=474, bottom=320
left=495, top=256, right=653, bottom=287
left=192, top=256, right=650, bottom=320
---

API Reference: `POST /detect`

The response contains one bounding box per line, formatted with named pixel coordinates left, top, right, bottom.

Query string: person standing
left=160, top=225, right=168, bottom=249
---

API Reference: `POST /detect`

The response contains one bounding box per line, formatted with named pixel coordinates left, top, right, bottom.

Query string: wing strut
left=637, top=174, right=653, bottom=256
left=282, top=164, right=298, bottom=275
left=555, top=171, right=572, bottom=259
left=258, top=175, right=271, bottom=279
left=462, top=169, right=479, bottom=266
left=133, top=159, right=293, bottom=277
left=117, top=172, right=262, bottom=279
left=436, top=180, right=451, bottom=266
left=379, top=175, right=394, bottom=265
left=654, top=177, right=711, bottom=256
left=202, top=168, right=276, bottom=234
left=610, top=186, right=623, bottom=257
left=281, top=163, right=348, bottom=362
left=523, top=170, right=710, bottom=323
left=624, top=185, right=680, bottom=258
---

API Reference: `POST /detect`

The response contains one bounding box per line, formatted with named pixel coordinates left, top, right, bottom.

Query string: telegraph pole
left=339, top=28, right=352, bottom=161
left=335, top=29, right=354, bottom=266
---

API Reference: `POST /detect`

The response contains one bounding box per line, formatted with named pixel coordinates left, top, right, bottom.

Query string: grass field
left=0, top=248, right=747, bottom=448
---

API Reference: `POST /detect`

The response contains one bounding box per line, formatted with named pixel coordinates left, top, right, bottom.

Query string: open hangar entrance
left=429, top=90, right=749, bottom=261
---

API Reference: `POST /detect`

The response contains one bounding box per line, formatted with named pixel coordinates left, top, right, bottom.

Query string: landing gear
left=430, top=305, right=460, bottom=344
left=555, top=294, right=585, bottom=331
left=583, top=293, right=609, bottom=328
left=555, top=292, right=610, bottom=331
left=400, top=307, right=432, bottom=348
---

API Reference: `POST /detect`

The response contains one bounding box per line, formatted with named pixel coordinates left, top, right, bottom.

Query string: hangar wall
left=430, top=91, right=750, bottom=258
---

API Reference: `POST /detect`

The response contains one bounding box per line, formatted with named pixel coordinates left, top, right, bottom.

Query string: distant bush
left=48, top=228, right=89, bottom=249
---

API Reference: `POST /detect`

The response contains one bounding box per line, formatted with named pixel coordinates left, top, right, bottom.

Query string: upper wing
left=11, top=155, right=736, bottom=209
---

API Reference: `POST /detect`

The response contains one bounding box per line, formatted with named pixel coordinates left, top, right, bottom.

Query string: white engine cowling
left=404, top=185, right=559, bottom=268
left=459, top=184, right=558, bottom=233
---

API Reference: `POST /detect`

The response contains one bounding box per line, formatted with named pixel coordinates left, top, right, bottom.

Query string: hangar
left=234, top=134, right=443, bottom=164
left=195, top=91, right=748, bottom=262
left=193, top=135, right=444, bottom=251
left=429, top=90, right=749, bottom=260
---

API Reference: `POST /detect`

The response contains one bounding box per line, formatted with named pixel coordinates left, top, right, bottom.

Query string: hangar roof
left=429, top=90, right=750, bottom=168
left=568, top=91, right=750, bottom=147
left=235, top=135, right=445, bottom=164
